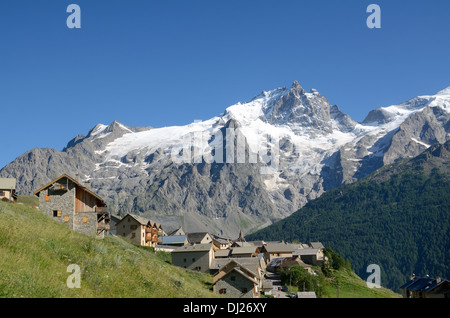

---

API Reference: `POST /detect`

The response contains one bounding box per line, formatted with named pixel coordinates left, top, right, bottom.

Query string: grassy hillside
left=281, top=266, right=400, bottom=298
left=0, top=199, right=216, bottom=298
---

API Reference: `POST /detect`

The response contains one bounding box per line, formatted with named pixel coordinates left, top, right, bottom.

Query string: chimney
left=436, top=276, right=441, bottom=283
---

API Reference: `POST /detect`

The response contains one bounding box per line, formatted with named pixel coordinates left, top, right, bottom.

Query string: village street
left=265, top=271, right=289, bottom=298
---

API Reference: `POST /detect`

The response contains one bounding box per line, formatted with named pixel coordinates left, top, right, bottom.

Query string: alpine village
left=1, top=174, right=448, bottom=299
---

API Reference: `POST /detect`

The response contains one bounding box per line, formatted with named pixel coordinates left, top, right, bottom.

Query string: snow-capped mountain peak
left=4, top=82, right=449, bottom=237
left=436, top=86, right=450, bottom=96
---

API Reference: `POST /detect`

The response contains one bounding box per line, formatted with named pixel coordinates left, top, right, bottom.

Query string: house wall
left=172, top=249, right=212, bottom=272
left=214, top=272, right=256, bottom=298
left=0, top=190, right=13, bottom=201
left=116, top=215, right=146, bottom=245
left=265, top=252, right=293, bottom=262
left=75, top=187, right=98, bottom=212
left=73, top=211, right=100, bottom=237
left=38, top=178, right=101, bottom=237
left=39, top=180, right=77, bottom=231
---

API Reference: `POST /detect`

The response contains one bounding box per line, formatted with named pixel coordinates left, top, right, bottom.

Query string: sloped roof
left=214, top=249, right=231, bottom=258
left=263, top=243, right=295, bottom=253
left=0, top=178, right=16, bottom=190
left=230, top=246, right=258, bottom=255
left=186, top=232, right=212, bottom=244
left=212, top=259, right=259, bottom=285
left=33, top=174, right=105, bottom=204
left=294, top=248, right=321, bottom=256
left=171, top=243, right=213, bottom=253
left=309, top=242, right=324, bottom=249
left=116, top=213, right=162, bottom=229
left=400, top=276, right=450, bottom=293
left=211, top=257, right=261, bottom=274
left=161, top=235, right=186, bottom=245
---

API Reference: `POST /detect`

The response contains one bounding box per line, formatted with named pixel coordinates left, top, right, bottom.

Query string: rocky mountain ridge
left=1, top=81, right=449, bottom=236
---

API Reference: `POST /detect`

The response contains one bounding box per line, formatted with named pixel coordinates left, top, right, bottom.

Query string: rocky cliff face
left=1, top=82, right=449, bottom=236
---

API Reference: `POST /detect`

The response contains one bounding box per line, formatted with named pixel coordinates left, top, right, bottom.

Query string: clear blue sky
left=1, top=0, right=449, bottom=169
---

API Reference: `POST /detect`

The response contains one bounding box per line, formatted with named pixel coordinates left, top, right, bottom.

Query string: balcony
left=95, top=206, right=109, bottom=214
left=97, top=223, right=110, bottom=232
left=146, top=233, right=158, bottom=242
left=50, top=183, right=67, bottom=192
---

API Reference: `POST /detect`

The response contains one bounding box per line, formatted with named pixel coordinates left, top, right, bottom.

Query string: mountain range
left=1, top=81, right=449, bottom=237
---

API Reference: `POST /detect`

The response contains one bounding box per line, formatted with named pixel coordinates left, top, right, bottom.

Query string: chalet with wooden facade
left=0, top=178, right=17, bottom=203
left=115, top=213, right=164, bottom=247
left=34, top=174, right=110, bottom=238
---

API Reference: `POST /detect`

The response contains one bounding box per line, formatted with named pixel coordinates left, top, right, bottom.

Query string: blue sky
left=0, top=0, right=449, bottom=169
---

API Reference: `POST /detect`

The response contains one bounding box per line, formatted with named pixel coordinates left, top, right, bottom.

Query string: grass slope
left=0, top=199, right=216, bottom=298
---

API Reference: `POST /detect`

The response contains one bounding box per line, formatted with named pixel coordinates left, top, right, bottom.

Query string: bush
left=280, top=265, right=325, bottom=297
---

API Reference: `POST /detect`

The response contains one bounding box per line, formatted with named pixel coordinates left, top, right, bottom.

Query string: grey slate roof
left=263, top=243, right=295, bottom=253
left=400, top=276, right=450, bottom=293
left=293, top=248, right=320, bottom=256
left=161, top=235, right=186, bottom=245
left=171, top=243, right=213, bottom=253
left=186, top=232, right=211, bottom=244
left=230, top=246, right=257, bottom=256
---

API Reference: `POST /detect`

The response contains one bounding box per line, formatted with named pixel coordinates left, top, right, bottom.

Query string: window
left=45, top=195, right=50, bottom=202
left=192, top=258, right=196, bottom=262
left=82, top=216, right=88, bottom=223
left=131, top=233, right=136, bottom=238
left=0, top=191, right=4, bottom=196
left=53, top=210, right=62, bottom=217
left=242, top=288, right=248, bottom=293
left=219, top=289, right=227, bottom=294
left=183, top=258, right=187, bottom=263
left=64, top=216, right=69, bottom=222
left=130, top=225, right=137, bottom=230
left=230, top=276, right=236, bottom=281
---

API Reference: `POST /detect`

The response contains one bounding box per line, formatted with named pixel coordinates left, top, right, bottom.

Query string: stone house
left=230, top=246, right=259, bottom=258
left=34, top=174, right=110, bottom=238
left=212, top=235, right=232, bottom=250
left=293, top=248, right=324, bottom=266
left=0, top=178, right=17, bottom=203
left=115, top=213, right=163, bottom=247
left=212, top=260, right=260, bottom=298
left=167, top=226, right=185, bottom=236
left=260, top=243, right=295, bottom=263
left=266, top=255, right=313, bottom=274
left=186, top=232, right=213, bottom=245
left=171, top=243, right=214, bottom=272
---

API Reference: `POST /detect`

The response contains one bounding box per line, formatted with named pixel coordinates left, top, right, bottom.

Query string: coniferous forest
left=248, top=165, right=450, bottom=292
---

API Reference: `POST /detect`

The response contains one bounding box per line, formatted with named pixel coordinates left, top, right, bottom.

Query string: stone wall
left=38, top=177, right=101, bottom=238
left=172, top=249, right=212, bottom=273
left=39, top=179, right=76, bottom=231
